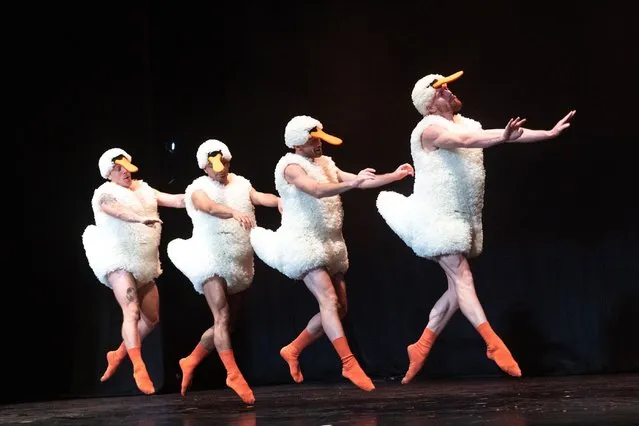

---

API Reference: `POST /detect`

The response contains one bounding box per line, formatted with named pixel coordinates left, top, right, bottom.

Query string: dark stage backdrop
left=16, top=1, right=637, bottom=404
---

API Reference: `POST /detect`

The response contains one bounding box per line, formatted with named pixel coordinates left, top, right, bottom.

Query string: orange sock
left=280, top=329, right=320, bottom=383
left=127, top=347, right=155, bottom=394
left=476, top=322, right=521, bottom=377
left=179, top=343, right=211, bottom=396
left=331, top=337, right=375, bottom=391
left=402, top=328, right=437, bottom=384
left=219, top=350, right=255, bottom=405
left=100, top=341, right=127, bottom=382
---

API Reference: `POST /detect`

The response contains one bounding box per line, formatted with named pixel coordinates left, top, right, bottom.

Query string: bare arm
left=422, top=120, right=522, bottom=150
left=249, top=188, right=279, bottom=208
left=99, top=194, right=161, bottom=226
left=155, top=191, right=186, bottom=208
left=191, top=190, right=255, bottom=230
left=336, top=163, right=414, bottom=189
left=424, top=110, right=575, bottom=149
left=284, top=164, right=373, bottom=198
left=507, top=110, right=576, bottom=143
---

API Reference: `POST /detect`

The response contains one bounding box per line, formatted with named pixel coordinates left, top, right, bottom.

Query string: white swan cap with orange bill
left=197, top=139, right=232, bottom=173
left=98, top=148, right=139, bottom=179
left=411, top=70, right=464, bottom=115
left=284, top=115, right=343, bottom=148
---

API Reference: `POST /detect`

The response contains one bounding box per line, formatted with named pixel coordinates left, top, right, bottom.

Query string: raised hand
left=549, top=110, right=576, bottom=138
left=503, top=117, right=527, bottom=141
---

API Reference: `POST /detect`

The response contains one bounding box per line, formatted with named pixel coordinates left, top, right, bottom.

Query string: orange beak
left=114, top=157, right=138, bottom=173
left=310, top=128, right=343, bottom=146
left=208, top=153, right=225, bottom=172
left=432, top=70, right=464, bottom=88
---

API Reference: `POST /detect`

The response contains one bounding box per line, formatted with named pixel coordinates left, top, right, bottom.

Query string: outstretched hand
left=503, top=117, right=527, bottom=141
left=549, top=110, right=576, bottom=138
left=393, top=163, right=414, bottom=179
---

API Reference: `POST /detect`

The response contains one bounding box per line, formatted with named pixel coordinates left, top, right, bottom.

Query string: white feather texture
left=250, top=153, right=348, bottom=280
left=82, top=180, right=162, bottom=287
left=284, top=115, right=323, bottom=148
left=377, top=114, right=485, bottom=259
left=196, top=139, right=233, bottom=169
left=167, top=174, right=255, bottom=294
left=98, top=148, right=132, bottom=179
left=411, top=74, right=443, bottom=116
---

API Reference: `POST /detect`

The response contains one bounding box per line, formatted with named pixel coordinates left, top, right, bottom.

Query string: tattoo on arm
left=125, top=287, right=137, bottom=304
left=99, top=194, right=117, bottom=206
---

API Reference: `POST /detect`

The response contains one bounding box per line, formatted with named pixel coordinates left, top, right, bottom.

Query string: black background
left=15, top=1, right=638, bottom=404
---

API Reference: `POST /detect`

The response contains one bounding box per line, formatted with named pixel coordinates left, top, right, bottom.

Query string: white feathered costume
left=167, top=140, right=255, bottom=295
left=82, top=148, right=163, bottom=288
left=250, top=116, right=348, bottom=280
left=376, top=73, right=486, bottom=259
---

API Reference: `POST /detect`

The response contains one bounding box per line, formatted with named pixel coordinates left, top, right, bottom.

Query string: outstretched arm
left=423, top=117, right=526, bottom=149
left=284, top=164, right=373, bottom=199
left=249, top=188, right=279, bottom=208
left=99, top=194, right=162, bottom=226
left=424, top=110, right=576, bottom=149
left=507, top=110, right=576, bottom=143
left=155, top=191, right=186, bottom=208
left=192, top=190, right=255, bottom=230
left=336, top=163, right=414, bottom=189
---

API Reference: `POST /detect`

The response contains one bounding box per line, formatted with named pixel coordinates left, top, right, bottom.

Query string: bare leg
left=301, top=269, right=374, bottom=391
left=294, top=272, right=348, bottom=337
left=108, top=270, right=154, bottom=394
left=425, top=274, right=459, bottom=334
left=438, top=255, right=486, bottom=326
left=281, top=272, right=347, bottom=382
left=110, top=271, right=143, bottom=348
left=137, top=281, right=160, bottom=338
left=203, top=278, right=233, bottom=351
left=302, top=269, right=344, bottom=341
left=100, top=282, right=160, bottom=382
left=181, top=277, right=254, bottom=404
left=403, top=274, right=459, bottom=384
left=439, top=254, right=521, bottom=377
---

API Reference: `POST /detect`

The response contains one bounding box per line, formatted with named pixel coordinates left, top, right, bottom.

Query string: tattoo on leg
left=126, top=287, right=136, bottom=303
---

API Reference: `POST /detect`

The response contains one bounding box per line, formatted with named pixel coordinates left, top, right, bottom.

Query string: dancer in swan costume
left=168, top=139, right=280, bottom=405
left=82, top=147, right=185, bottom=395
left=250, top=115, right=414, bottom=391
left=376, top=70, right=576, bottom=383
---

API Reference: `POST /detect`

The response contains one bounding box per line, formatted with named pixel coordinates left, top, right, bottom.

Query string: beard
left=451, top=97, right=462, bottom=113
left=306, top=145, right=322, bottom=158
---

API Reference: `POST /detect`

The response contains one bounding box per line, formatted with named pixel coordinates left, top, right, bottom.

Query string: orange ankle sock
left=331, top=337, right=375, bottom=391
left=219, top=350, right=255, bottom=405
left=127, top=347, right=155, bottom=394
left=476, top=322, right=521, bottom=377
left=179, top=343, right=211, bottom=396
left=280, top=329, right=320, bottom=383
left=100, top=341, right=127, bottom=382
left=402, top=328, right=437, bottom=384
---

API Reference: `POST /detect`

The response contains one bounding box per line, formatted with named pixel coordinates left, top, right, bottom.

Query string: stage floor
left=2, top=373, right=637, bottom=425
